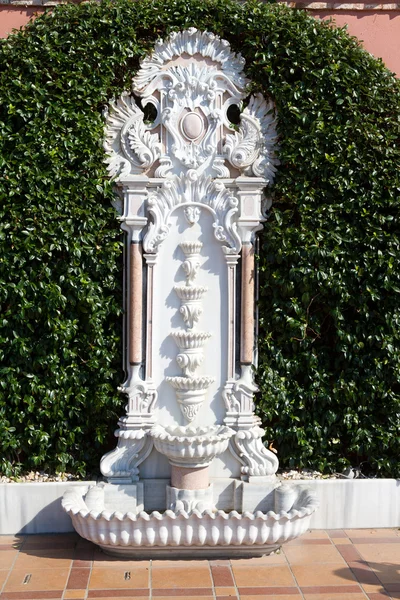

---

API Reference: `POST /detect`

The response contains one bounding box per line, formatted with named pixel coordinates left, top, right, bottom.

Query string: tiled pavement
left=0, top=529, right=399, bottom=600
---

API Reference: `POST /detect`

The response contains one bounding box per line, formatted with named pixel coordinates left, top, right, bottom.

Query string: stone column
left=129, top=240, right=143, bottom=367
left=167, top=465, right=213, bottom=512
left=170, top=465, right=209, bottom=490
left=225, top=254, right=240, bottom=381
left=236, top=178, right=266, bottom=372
left=118, top=177, right=149, bottom=383
left=224, top=178, right=279, bottom=481
left=240, top=241, right=255, bottom=366
left=100, top=177, right=158, bottom=483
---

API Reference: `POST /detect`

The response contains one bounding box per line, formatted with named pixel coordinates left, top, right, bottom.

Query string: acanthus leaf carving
left=120, top=379, right=158, bottom=415
left=167, top=485, right=214, bottom=513
left=174, top=284, right=207, bottom=329
left=230, top=424, right=279, bottom=479
left=103, top=92, right=161, bottom=178
left=179, top=401, right=201, bottom=423
left=132, top=28, right=248, bottom=93
left=143, top=173, right=241, bottom=254
left=184, top=205, right=201, bottom=225
left=100, top=432, right=153, bottom=482
left=212, top=156, right=231, bottom=178
left=182, top=258, right=201, bottom=283
left=127, top=118, right=162, bottom=169
left=178, top=303, right=203, bottom=329
left=223, top=374, right=257, bottom=414
left=223, top=93, right=280, bottom=183
left=223, top=372, right=279, bottom=479
left=155, top=156, right=173, bottom=178
left=99, top=377, right=157, bottom=482
left=176, top=350, right=204, bottom=375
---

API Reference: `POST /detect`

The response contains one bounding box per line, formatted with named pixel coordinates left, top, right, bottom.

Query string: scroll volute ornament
left=223, top=94, right=279, bottom=182
left=103, top=93, right=162, bottom=178
left=103, top=28, right=279, bottom=184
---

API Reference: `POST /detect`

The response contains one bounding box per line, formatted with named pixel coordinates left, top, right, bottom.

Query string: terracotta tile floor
left=0, top=528, right=399, bottom=599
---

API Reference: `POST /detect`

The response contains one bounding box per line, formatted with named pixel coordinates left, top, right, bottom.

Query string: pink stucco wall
left=0, top=6, right=399, bottom=76
left=0, top=7, right=44, bottom=38
left=314, top=10, right=400, bottom=76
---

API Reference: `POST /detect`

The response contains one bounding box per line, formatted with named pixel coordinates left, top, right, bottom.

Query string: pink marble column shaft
left=129, top=242, right=143, bottom=365
left=240, top=242, right=255, bottom=365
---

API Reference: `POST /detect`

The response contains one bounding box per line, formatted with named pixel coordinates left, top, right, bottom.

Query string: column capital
left=117, top=176, right=150, bottom=223
left=235, top=177, right=267, bottom=243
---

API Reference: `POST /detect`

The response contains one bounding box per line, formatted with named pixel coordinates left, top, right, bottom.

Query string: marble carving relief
left=101, top=28, right=280, bottom=484
left=63, top=29, right=318, bottom=558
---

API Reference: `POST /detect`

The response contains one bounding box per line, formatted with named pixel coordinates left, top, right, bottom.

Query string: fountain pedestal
left=62, top=28, right=318, bottom=557
left=170, top=466, right=209, bottom=490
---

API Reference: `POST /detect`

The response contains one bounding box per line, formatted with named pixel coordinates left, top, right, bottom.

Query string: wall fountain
left=62, top=28, right=318, bottom=557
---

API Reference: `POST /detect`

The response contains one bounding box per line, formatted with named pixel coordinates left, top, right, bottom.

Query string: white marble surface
left=0, top=481, right=97, bottom=534
left=2, top=478, right=399, bottom=534
left=291, top=478, right=400, bottom=529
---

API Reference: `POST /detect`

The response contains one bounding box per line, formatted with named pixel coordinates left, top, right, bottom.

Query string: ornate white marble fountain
left=62, top=28, right=318, bottom=557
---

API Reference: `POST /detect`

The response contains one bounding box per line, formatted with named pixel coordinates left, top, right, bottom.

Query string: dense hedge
left=0, top=0, right=399, bottom=477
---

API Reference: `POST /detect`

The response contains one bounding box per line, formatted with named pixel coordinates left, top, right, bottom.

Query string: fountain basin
left=150, top=424, right=234, bottom=467
left=62, top=484, right=319, bottom=558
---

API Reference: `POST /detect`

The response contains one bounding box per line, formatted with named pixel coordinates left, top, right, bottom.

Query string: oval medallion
left=181, top=112, right=204, bottom=141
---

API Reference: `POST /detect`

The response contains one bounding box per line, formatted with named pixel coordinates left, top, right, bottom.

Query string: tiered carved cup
left=167, top=242, right=214, bottom=422
left=174, top=285, right=208, bottom=330
left=153, top=240, right=233, bottom=508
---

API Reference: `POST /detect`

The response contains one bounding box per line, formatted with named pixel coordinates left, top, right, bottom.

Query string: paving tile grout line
left=61, top=546, right=74, bottom=600
left=206, top=559, right=217, bottom=600
left=0, top=537, right=24, bottom=597
left=335, top=541, right=398, bottom=597
left=228, top=559, right=240, bottom=599
left=355, top=538, right=400, bottom=544
left=149, top=558, right=152, bottom=600
left=327, top=530, right=371, bottom=600
left=86, top=543, right=94, bottom=600
left=282, top=545, right=306, bottom=599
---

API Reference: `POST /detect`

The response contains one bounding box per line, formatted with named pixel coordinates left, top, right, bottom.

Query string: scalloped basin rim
left=153, top=425, right=229, bottom=435
left=62, top=486, right=319, bottom=522
left=166, top=376, right=215, bottom=385
left=150, top=424, right=234, bottom=443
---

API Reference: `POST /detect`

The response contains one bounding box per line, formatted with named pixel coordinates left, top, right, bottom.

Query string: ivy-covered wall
left=0, top=0, right=399, bottom=478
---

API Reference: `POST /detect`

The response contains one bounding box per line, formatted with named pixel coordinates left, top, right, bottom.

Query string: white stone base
left=166, top=484, right=214, bottom=512
left=1, top=478, right=399, bottom=534
left=61, top=484, right=318, bottom=557
left=0, top=481, right=97, bottom=535
left=99, top=544, right=280, bottom=559
left=88, top=482, right=144, bottom=513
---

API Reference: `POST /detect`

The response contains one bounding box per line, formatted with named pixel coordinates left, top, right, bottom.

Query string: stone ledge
left=0, top=477, right=399, bottom=534
left=1, top=0, right=400, bottom=7
left=281, top=1, right=400, bottom=8
left=0, top=0, right=84, bottom=6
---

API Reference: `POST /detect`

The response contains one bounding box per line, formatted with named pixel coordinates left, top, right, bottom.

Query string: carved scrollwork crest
left=224, top=93, right=280, bottom=183
left=143, top=172, right=241, bottom=254
left=132, top=28, right=248, bottom=92
left=104, top=29, right=279, bottom=184
left=103, top=92, right=161, bottom=178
